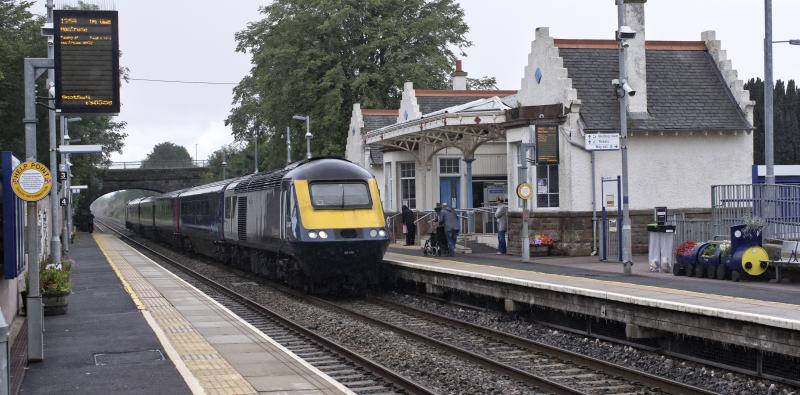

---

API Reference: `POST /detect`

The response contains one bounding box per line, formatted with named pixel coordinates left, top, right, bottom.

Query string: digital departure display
left=54, top=10, right=120, bottom=114
left=535, top=126, right=559, bottom=164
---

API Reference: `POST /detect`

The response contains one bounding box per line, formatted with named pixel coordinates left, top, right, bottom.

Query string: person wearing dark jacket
left=401, top=205, right=416, bottom=245
left=439, top=202, right=460, bottom=256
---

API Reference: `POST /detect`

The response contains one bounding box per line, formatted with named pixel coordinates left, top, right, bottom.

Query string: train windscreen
left=310, top=182, right=372, bottom=209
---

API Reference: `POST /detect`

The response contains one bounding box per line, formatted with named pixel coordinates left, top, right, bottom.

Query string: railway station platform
left=382, top=246, right=800, bottom=363
left=22, top=233, right=350, bottom=395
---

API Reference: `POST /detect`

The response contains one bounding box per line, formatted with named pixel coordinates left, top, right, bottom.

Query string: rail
left=105, top=160, right=210, bottom=169
left=712, top=184, right=800, bottom=241
left=95, top=218, right=435, bottom=395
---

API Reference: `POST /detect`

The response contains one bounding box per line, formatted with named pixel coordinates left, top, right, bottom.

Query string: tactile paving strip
left=95, top=234, right=258, bottom=395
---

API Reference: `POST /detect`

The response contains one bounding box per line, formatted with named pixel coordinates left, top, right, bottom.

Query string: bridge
left=96, top=160, right=212, bottom=197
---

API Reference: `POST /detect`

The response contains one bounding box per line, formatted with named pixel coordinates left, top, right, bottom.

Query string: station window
left=536, top=164, right=559, bottom=208
left=439, top=158, right=460, bottom=175
left=399, top=162, right=416, bottom=209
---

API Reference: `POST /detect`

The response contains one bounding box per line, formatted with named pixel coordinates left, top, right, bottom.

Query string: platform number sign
left=53, top=10, right=120, bottom=114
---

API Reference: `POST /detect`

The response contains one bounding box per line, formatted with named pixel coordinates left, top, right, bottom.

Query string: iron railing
left=105, top=160, right=210, bottom=169
left=712, top=184, right=800, bottom=241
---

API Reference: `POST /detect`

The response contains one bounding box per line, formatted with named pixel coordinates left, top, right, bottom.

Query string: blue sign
left=2, top=152, right=26, bottom=279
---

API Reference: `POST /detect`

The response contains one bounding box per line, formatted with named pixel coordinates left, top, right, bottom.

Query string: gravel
left=118, top=229, right=543, bottom=394
left=383, top=292, right=799, bottom=395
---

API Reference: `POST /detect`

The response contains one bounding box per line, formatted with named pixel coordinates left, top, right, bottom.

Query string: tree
left=745, top=78, right=800, bottom=165
left=0, top=0, right=47, bottom=159
left=467, top=76, right=498, bottom=90
left=141, top=142, right=193, bottom=168
left=228, top=0, right=471, bottom=172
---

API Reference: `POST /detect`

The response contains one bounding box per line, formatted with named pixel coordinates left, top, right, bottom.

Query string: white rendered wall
left=345, top=103, right=365, bottom=167
left=567, top=132, right=753, bottom=212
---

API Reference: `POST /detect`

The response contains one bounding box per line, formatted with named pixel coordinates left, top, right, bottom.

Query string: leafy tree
left=0, top=0, right=47, bottom=159
left=141, top=142, right=193, bottom=168
left=466, top=76, right=498, bottom=90
left=745, top=78, right=800, bottom=165
left=204, top=143, right=254, bottom=181
left=228, top=0, right=471, bottom=172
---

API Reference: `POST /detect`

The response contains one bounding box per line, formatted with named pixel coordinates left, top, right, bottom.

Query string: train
left=126, top=158, right=390, bottom=293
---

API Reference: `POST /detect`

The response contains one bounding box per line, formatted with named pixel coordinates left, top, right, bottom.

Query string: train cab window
left=309, top=182, right=372, bottom=209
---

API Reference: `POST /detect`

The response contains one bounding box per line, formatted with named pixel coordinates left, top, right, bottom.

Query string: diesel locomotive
left=126, top=158, right=390, bottom=293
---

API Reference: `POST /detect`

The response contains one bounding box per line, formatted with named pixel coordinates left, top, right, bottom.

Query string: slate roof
left=415, top=90, right=517, bottom=115
left=362, top=113, right=396, bottom=165
left=557, top=47, right=752, bottom=132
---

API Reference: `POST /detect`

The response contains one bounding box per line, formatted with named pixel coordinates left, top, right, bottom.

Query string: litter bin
left=647, top=207, right=675, bottom=272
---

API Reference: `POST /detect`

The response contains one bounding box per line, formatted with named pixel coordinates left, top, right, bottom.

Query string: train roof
left=234, top=157, right=371, bottom=193
left=126, top=197, right=147, bottom=207
left=179, top=177, right=244, bottom=198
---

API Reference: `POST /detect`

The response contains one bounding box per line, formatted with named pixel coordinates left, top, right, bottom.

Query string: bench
left=765, top=241, right=800, bottom=282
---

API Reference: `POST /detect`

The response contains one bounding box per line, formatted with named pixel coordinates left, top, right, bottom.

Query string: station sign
left=53, top=10, right=120, bottom=114
left=585, top=133, right=620, bottom=151
left=11, top=161, right=52, bottom=202
left=535, top=126, right=559, bottom=164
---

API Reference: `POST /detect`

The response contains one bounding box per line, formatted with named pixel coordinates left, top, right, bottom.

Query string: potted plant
left=25, top=257, right=73, bottom=316
left=531, top=234, right=554, bottom=256
left=674, top=240, right=697, bottom=275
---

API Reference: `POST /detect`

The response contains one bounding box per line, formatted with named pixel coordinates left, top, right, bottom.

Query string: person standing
left=440, top=202, right=460, bottom=257
left=494, top=198, right=508, bottom=255
left=401, top=205, right=416, bottom=245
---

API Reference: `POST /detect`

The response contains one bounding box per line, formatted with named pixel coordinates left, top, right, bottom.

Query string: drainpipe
left=591, top=151, right=598, bottom=256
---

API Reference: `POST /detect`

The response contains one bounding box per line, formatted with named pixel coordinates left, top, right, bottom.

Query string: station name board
left=54, top=10, right=120, bottom=114
left=535, top=126, right=559, bottom=165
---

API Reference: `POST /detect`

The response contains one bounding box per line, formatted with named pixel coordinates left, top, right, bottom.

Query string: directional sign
left=585, top=133, right=620, bottom=151
left=59, top=144, right=103, bottom=154
left=11, top=162, right=52, bottom=202
left=53, top=10, right=120, bottom=114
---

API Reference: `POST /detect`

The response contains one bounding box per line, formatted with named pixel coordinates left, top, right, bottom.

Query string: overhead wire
left=128, top=78, right=238, bottom=85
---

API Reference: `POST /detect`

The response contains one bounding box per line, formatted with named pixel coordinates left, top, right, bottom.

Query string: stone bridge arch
left=95, top=167, right=210, bottom=199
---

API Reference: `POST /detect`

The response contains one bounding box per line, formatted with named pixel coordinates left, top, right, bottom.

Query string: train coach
left=126, top=158, right=390, bottom=293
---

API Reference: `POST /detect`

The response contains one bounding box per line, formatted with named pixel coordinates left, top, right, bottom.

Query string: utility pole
left=221, top=150, right=227, bottom=179
left=253, top=128, right=259, bottom=173
left=286, top=126, right=292, bottom=164
left=292, top=115, right=312, bottom=159
left=764, top=0, right=775, bottom=185
left=47, top=0, right=61, bottom=266
left=616, top=0, right=633, bottom=275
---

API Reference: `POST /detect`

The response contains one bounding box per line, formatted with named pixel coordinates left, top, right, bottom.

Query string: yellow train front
left=225, top=158, right=390, bottom=293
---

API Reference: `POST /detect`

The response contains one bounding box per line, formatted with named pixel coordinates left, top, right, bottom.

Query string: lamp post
left=61, top=117, right=81, bottom=254
left=292, top=115, right=312, bottom=159
left=763, top=1, right=799, bottom=185
left=221, top=149, right=228, bottom=180
left=615, top=0, right=634, bottom=275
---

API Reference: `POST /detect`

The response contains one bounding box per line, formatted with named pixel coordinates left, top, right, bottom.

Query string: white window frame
left=439, top=157, right=460, bottom=175
left=399, top=162, right=416, bottom=209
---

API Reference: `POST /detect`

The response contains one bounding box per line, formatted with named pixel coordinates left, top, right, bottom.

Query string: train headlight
left=318, top=230, right=328, bottom=239
left=378, top=229, right=386, bottom=237
left=369, top=229, right=378, bottom=237
left=308, top=231, right=318, bottom=239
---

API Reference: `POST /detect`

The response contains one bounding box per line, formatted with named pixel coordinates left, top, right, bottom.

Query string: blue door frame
left=439, top=177, right=460, bottom=209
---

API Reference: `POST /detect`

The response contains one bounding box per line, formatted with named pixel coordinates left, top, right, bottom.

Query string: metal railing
left=105, top=160, right=210, bottom=169
left=669, top=214, right=713, bottom=247
left=712, top=184, right=800, bottom=241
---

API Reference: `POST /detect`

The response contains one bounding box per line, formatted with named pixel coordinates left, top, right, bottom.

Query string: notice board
left=54, top=10, right=120, bottom=114
left=535, top=126, right=559, bottom=164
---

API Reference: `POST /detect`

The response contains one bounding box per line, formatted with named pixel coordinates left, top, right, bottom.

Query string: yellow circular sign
left=516, top=182, right=533, bottom=200
left=11, top=161, right=52, bottom=202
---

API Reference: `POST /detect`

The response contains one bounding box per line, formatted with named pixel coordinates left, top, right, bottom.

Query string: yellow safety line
left=94, top=233, right=146, bottom=310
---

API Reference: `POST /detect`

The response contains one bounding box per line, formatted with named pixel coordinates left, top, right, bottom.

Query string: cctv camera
left=617, top=25, right=636, bottom=40
left=622, top=82, right=636, bottom=96
left=611, top=79, right=620, bottom=86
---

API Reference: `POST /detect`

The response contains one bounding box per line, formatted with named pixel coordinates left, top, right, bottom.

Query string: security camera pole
left=616, top=0, right=633, bottom=275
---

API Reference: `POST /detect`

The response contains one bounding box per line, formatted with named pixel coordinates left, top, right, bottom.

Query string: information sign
left=54, top=10, right=120, bottom=114
left=535, top=126, right=559, bottom=164
left=585, top=133, right=620, bottom=151
left=516, top=182, right=533, bottom=200
left=11, top=162, right=52, bottom=202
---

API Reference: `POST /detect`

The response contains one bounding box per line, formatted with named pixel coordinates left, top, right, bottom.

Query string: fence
left=712, top=184, right=800, bottom=241
left=669, top=214, right=714, bottom=248
left=105, top=160, right=210, bottom=169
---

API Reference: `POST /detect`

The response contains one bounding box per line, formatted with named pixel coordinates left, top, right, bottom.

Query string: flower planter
left=530, top=245, right=551, bottom=257
left=43, top=293, right=70, bottom=316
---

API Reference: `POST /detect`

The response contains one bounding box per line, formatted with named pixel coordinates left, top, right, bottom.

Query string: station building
left=346, top=1, right=754, bottom=256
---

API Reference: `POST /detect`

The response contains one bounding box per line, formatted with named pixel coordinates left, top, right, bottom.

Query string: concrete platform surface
left=385, top=247, right=800, bottom=332
left=93, top=233, right=352, bottom=395
left=20, top=233, right=191, bottom=395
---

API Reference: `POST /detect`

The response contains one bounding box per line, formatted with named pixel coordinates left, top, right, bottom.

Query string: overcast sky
left=34, top=1, right=800, bottom=162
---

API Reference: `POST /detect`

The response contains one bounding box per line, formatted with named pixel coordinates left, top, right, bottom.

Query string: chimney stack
left=452, top=59, right=468, bottom=90
left=624, top=0, right=648, bottom=115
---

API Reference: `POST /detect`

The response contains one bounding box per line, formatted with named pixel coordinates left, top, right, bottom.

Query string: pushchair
left=422, top=225, right=449, bottom=256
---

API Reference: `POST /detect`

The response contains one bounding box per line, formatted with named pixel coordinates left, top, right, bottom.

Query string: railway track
left=98, top=218, right=715, bottom=394
left=96, top=218, right=432, bottom=395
